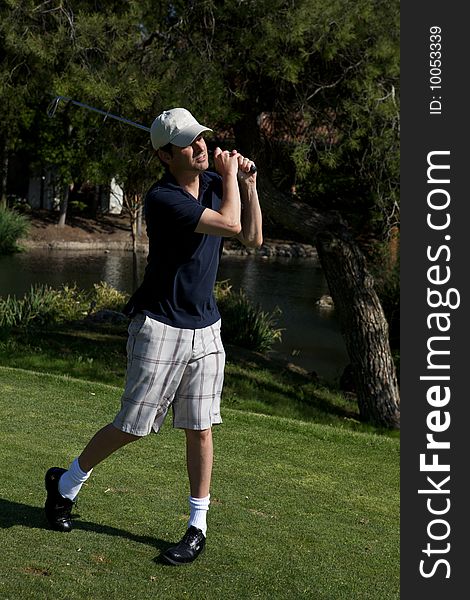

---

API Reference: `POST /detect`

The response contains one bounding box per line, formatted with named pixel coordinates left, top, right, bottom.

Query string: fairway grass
left=0, top=326, right=395, bottom=434
left=0, top=366, right=399, bottom=599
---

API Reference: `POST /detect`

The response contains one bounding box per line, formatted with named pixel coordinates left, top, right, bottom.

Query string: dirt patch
left=19, top=209, right=317, bottom=258
left=22, top=209, right=143, bottom=246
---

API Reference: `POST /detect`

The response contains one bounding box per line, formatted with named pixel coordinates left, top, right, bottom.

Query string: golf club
left=47, top=95, right=257, bottom=173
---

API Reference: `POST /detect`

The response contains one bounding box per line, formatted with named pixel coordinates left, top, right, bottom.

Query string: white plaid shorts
left=113, top=313, right=225, bottom=436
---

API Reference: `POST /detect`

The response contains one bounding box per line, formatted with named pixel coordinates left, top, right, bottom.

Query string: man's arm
left=236, top=168, right=263, bottom=249
left=195, top=148, right=242, bottom=237
left=195, top=150, right=262, bottom=246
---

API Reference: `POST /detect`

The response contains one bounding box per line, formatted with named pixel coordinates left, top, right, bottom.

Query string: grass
left=0, top=207, right=30, bottom=254
left=0, top=366, right=399, bottom=600
left=0, top=324, right=393, bottom=435
left=0, top=326, right=127, bottom=387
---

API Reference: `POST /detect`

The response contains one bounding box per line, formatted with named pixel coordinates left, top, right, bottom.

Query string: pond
left=0, top=249, right=349, bottom=382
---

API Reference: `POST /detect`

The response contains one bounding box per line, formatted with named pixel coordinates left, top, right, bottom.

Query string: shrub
left=91, top=281, right=129, bottom=312
left=215, top=280, right=283, bottom=352
left=0, top=282, right=128, bottom=329
left=0, top=280, right=282, bottom=354
left=0, top=207, right=30, bottom=254
left=0, top=284, right=88, bottom=328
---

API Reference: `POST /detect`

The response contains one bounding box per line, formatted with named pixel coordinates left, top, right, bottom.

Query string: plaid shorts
left=113, top=313, right=225, bottom=436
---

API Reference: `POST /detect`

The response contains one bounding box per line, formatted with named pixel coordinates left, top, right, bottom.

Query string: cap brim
left=171, top=125, right=213, bottom=147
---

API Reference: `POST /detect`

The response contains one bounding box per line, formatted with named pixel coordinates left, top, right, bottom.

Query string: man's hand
left=214, top=147, right=256, bottom=182
left=214, top=147, right=240, bottom=178
left=236, top=154, right=257, bottom=185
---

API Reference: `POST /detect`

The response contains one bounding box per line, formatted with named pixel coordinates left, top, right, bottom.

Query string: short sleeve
left=146, top=188, right=205, bottom=232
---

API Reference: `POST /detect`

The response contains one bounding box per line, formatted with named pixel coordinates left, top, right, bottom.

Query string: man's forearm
left=239, top=183, right=263, bottom=248
left=219, top=174, right=242, bottom=230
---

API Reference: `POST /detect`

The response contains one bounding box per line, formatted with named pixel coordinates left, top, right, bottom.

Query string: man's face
left=163, top=135, right=209, bottom=174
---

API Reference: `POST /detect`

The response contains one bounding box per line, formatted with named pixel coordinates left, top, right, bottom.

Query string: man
left=44, top=107, right=263, bottom=566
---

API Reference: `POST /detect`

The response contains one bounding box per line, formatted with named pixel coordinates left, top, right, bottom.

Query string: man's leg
left=160, top=321, right=224, bottom=565
left=185, top=427, right=213, bottom=499
left=160, top=428, right=213, bottom=566
left=58, top=423, right=140, bottom=497
left=185, top=428, right=213, bottom=536
left=78, top=423, right=141, bottom=472
left=44, top=425, right=140, bottom=532
left=45, top=314, right=192, bottom=532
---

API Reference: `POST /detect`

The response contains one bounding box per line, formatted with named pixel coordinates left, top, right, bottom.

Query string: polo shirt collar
left=161, top=171, right=211, bottom=197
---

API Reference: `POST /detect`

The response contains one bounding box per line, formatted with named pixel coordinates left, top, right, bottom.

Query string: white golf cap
left=150, top=108, right=213, bottom=150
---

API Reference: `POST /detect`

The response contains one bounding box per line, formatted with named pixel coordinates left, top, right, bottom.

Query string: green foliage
left=1, top=0, right=163, bottom=215
left=215, top=281, right=283, bottom=352
left=0, top=279, right=282, bottom=355
left=0, top=282, right=129, bottom=329
left=2, top=0, right=399, bottom=245
left=92, top=281, right=128, bottom=312
left=0, top=207, right=30, bottom=254
left=0, top=284, right=88, bottom=328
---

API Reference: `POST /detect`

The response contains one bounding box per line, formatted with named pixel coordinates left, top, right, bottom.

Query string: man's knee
left=185, top=428, right=212, bottom=443
left=109, top=423, right=142, bottom=444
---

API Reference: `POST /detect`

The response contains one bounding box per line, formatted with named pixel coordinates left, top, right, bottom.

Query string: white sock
left=58, top=458, right=93, bottom=501
left=188, top=494, right=210, bottom=537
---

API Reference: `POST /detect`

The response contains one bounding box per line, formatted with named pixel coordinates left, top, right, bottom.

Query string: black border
left=401, top=3, right=467, bottom=596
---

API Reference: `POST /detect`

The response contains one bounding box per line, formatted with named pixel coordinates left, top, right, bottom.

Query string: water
left=0, top=249, right=349, bottom=382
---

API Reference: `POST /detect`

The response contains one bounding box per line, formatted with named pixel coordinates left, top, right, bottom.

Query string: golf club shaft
left=47, top=95, right=257, bottom=173
left=47, top=96, right=150, bottom=131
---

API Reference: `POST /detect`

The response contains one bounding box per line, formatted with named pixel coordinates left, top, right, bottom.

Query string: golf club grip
left=210, top=150, right=257, bottom=174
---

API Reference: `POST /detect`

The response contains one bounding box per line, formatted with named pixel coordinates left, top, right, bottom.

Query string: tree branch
left=256, top=171, right=340, bottom=242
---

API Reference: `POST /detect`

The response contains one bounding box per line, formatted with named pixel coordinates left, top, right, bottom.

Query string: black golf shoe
left=161, top=526, right=206, bottom=566
left=44, top=467, right=74, bottom=532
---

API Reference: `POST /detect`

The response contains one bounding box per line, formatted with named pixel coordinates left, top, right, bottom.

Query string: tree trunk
left=58, top=183, right=73, bottom=227
left=316, top=228, right=400, bottom=428
left=234, top=114, right=335, bottom=241
left=131, top=195, right=139, bottom=291
left=136, top=202, right=142, bottom=238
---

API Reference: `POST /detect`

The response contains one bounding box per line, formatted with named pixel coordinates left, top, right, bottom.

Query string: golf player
left=44, top=107, right=263, bottom=566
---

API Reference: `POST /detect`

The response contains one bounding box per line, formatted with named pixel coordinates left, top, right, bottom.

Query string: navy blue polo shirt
left=123, top=170, right=224, bottom=329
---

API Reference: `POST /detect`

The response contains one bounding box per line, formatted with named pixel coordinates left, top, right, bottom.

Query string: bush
left=215, top=281, right=283, bottom=352
left=91, top=281, right=128, bottom=312
left=0, top=279, right=282, bottom=354
left=0, top=282, right=129, bottom=329
left=0, top=207, right=30, bottom=254
left=0, top=284, right=88, bottom=328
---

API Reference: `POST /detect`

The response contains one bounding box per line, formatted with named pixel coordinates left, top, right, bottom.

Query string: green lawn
left=0, top=325, right=395, bottom=435
left=0, top=366, right=399, bottom=600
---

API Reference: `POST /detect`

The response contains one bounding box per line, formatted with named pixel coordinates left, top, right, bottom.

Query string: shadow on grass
left=230, top=368, right=356, bottom=418
left=225, top=343, right=359, bottom=422
left=0, top=497, right=173, bottom=555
